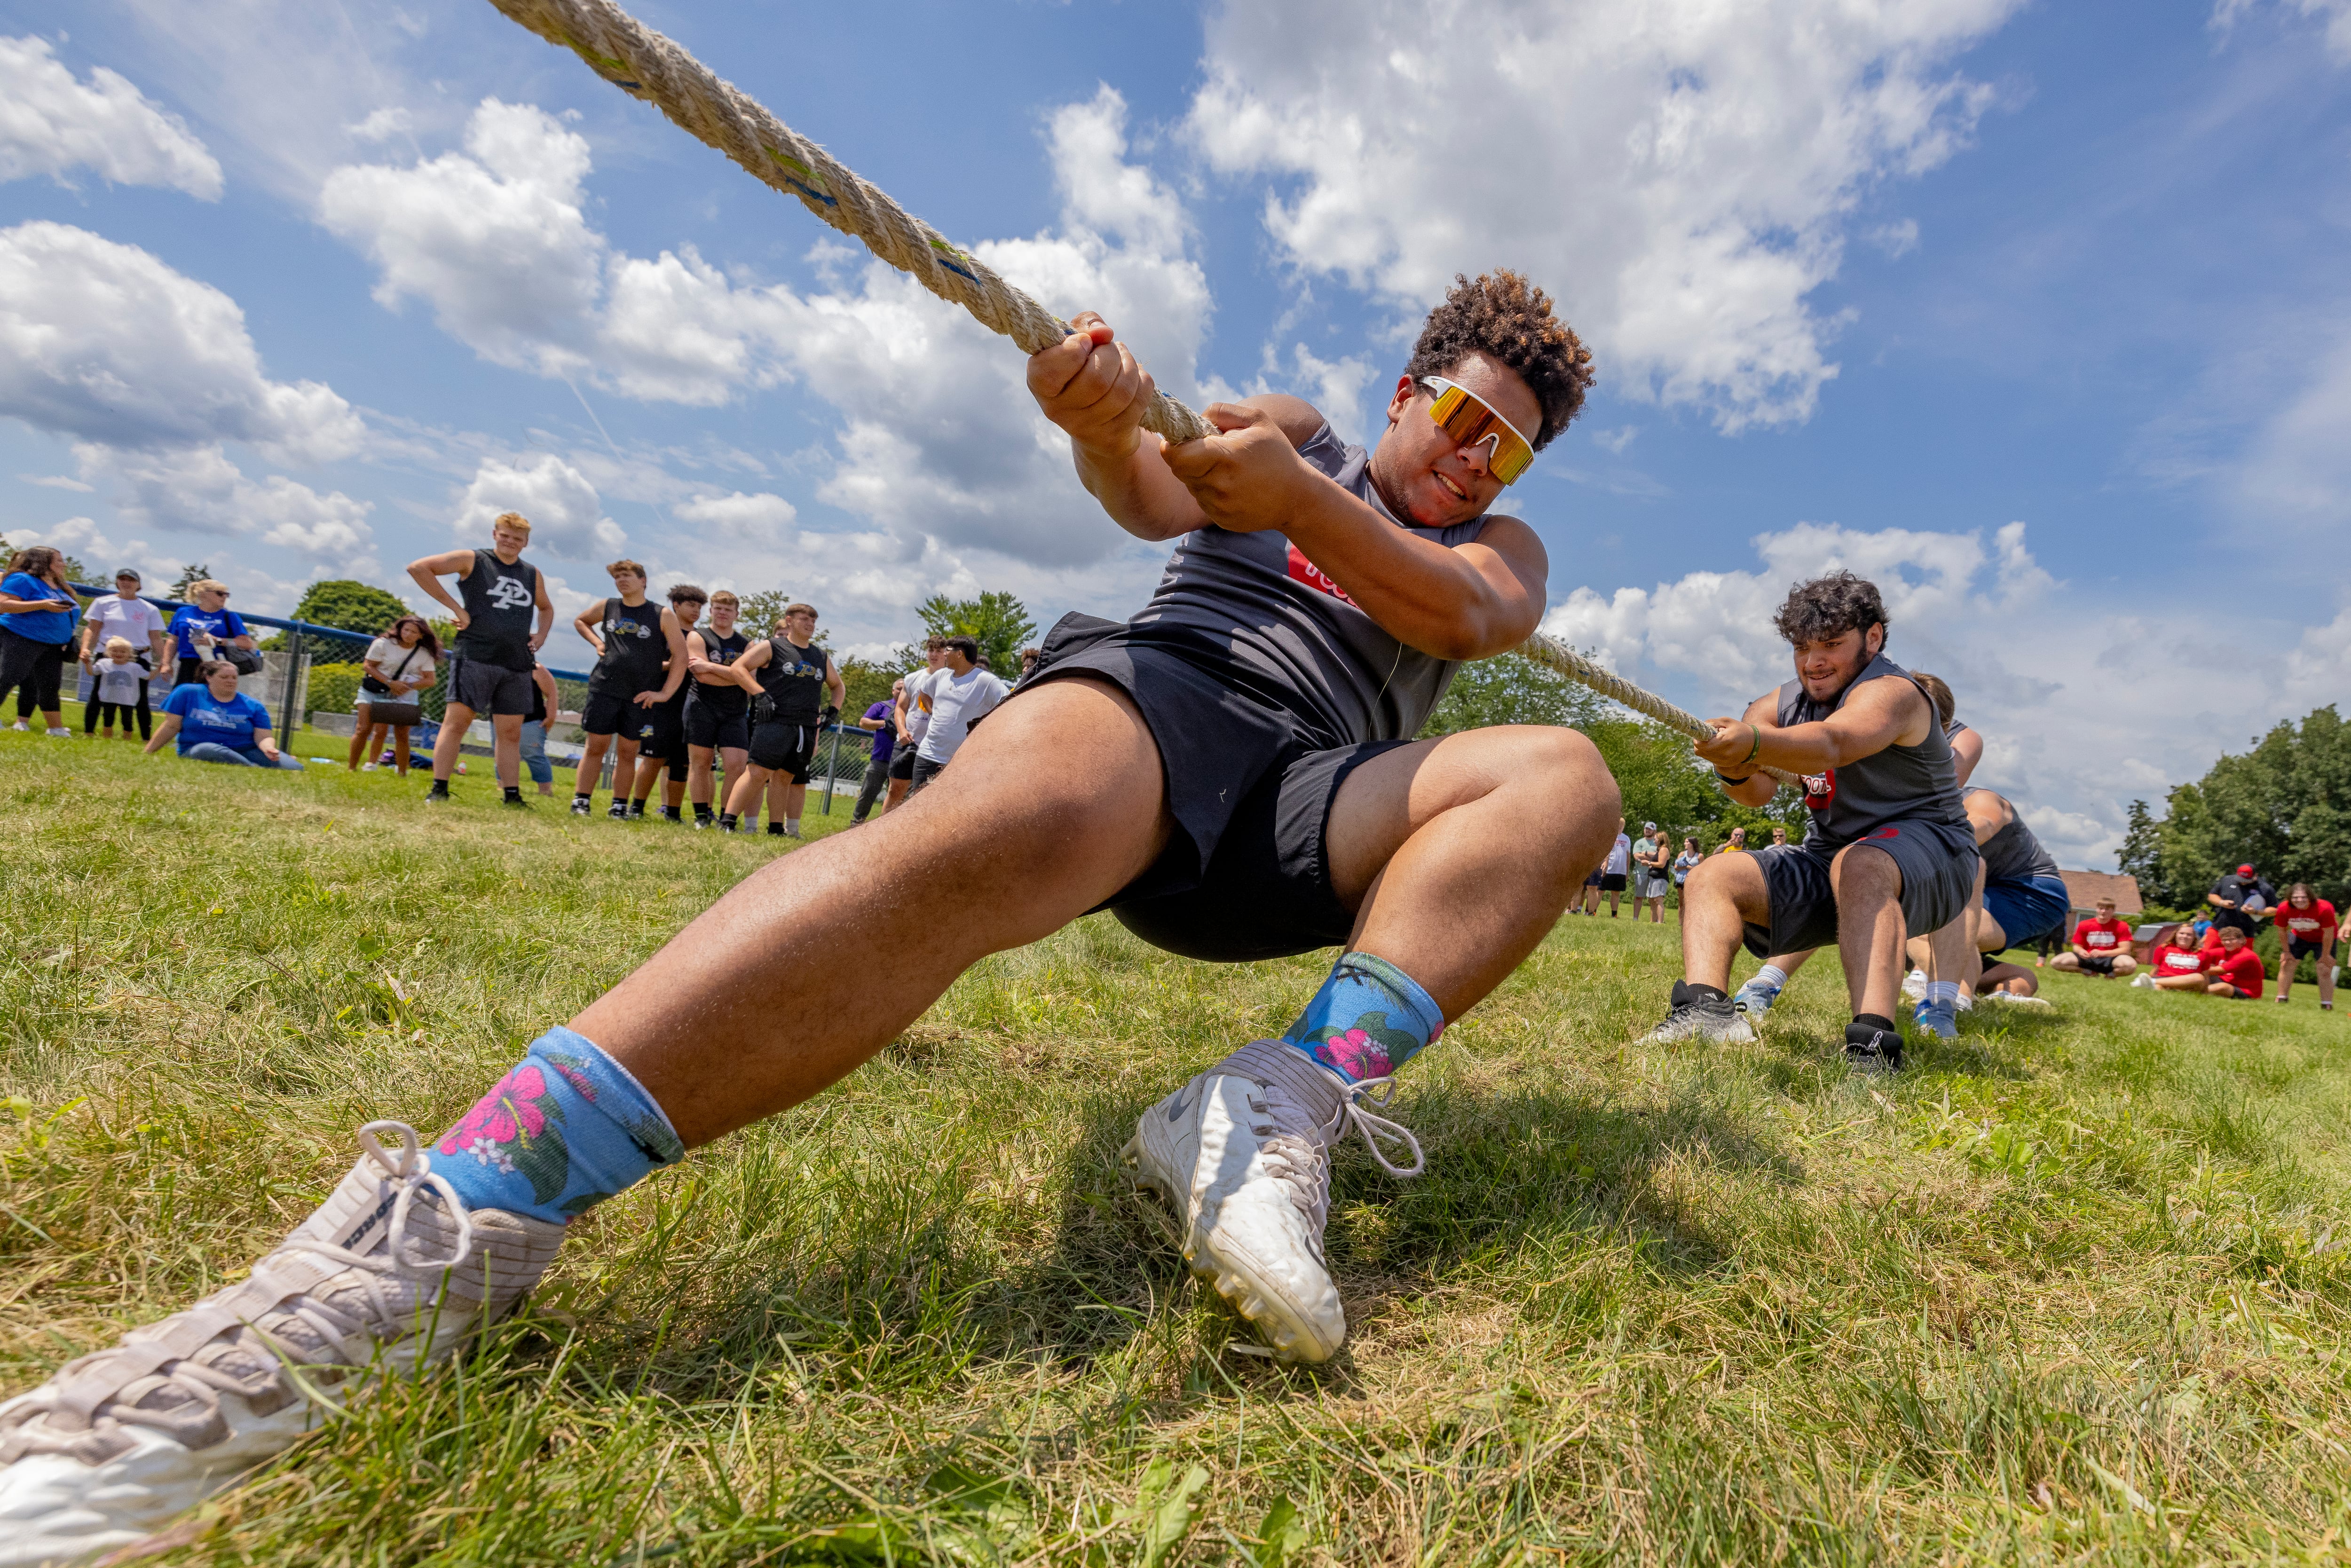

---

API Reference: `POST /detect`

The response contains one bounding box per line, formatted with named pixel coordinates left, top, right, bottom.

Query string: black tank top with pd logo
left=453, top=550, right=540, bottom=671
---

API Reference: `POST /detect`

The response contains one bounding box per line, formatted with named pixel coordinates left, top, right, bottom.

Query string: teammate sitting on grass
left=2146, top=924, right=2209, bottom=988
left=570, top=560, right=687, bottom=819
left=143, top=659, right=302, bottom=770
left=2272, top=884, right=2336, bottom=1010
left=409, top=512, right=553, bottom=808
left=1648, top=572, right=1977, bottom=1068
left=0, top=273, right=1625, bottom=1560
left=2051, top=896, right=2136, bottom=979
left=719, top=602, right=843, bottom=837
left=2148, top=923, right=2264, bottom=998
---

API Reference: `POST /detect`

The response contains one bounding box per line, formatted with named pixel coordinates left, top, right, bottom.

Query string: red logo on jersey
left=1803, top=768, right=1836, bottom=809
left=1286, top=543, right=1357, bottom=607
left=1867, top=826, right=1901, bottom=840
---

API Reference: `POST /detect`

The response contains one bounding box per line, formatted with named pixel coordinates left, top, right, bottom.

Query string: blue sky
left=3, top=0, right=2347, bottom=867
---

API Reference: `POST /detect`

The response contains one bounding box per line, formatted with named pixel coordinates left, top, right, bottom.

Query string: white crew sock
left=1751, top=964, right=1789, bottom=992
left=784, top=817, right=801, bottom=834
left=1924, top=980, right=1961, bottom=1009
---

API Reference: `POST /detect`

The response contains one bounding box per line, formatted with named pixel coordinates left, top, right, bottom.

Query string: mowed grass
left=5, top=729, right=2351, bottom=1566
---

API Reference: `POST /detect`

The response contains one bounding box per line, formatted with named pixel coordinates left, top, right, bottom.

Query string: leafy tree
left=836, top=656, right=897, bottom=718
left=2133, top=706, right=2350, bottom=907
left=735, top=588, right=832, bottom=642
left=292, top=579, right=410, bottom=635
left=0, top=536, right=91, bottom=590
left=2116, top=799, right=2164, bottom=903
left=1419, top=652, right=1606, bottom=735
left=908, top=590, right=1037, bottom=675
left=171, top=563, right=213, bottom=599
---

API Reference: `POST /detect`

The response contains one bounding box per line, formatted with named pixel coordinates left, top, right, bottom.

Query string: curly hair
left=1772, top=571, right=1888, bottom=648
left=1405, top=271, right=1594, bottom=449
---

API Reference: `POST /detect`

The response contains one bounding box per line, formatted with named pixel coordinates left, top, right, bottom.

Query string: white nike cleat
left=1900, top=969, right=1928, bottom=1002
left=1122, top=1040, right=1421, bottom=1364
left=0, top=1123, right=563, bottom=1567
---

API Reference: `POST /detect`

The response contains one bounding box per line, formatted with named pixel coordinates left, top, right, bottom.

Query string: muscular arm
left=1950, top=725, right=1984, bottom=788
left=575, top=600, right=607, bottom=658
left=1963, top=788, right=2013, bottom=847
left=717, top=638, right=769, bottom=695
left=646, top=610, right=689, bottom=704
left=824, top=662, right=845, bottom=711
left=406, top=550, right=475, bottom=621
left=1697, top=674, right=1933, bottom=799
left=529, top=570, right=552, bottom=653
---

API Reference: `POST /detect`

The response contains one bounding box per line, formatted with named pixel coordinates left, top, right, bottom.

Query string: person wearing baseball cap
left=2207, top=862, right=2277, bottom=938
left=1632, top=820, right=1671, bottom=922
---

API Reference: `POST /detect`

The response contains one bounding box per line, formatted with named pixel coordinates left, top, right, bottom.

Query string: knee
left=1830, top=844, right=1900, bottom=896
left=1493, top=725, right=1620, bottom=844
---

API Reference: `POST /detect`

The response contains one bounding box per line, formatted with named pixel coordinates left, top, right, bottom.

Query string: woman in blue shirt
left=145, top=660, right=302, bottom=769
left=165, top=580, right=255, bottom=688
left=0, top=546, right=80, bottom=736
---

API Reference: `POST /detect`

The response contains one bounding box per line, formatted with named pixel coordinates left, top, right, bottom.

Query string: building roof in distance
left=2061, top=869, right=2143, bottom=914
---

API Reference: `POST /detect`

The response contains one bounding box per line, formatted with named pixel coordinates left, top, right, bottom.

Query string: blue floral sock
left=430, top=1026, right=685, bottom=1223
left=1279, top=952, right=1445, bottom=1083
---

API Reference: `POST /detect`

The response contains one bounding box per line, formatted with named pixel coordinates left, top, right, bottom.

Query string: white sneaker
left=45, top=728, right=73, bottom=739
left=361, top=762, right=378, bottom=772
left=1900, top=969, right=1928, bottom=1002
left=1123, top=1040, right=1421, bottom=1363
left=8, top=721, right=26, bottom=733
left=2130, top=973, right=2156, bottom=990
left=0, top=1124, right=562, bottom=1565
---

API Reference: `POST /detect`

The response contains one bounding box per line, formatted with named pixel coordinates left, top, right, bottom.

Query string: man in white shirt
left=908, top=635, right=1009, bottom=795
left=1594, top=817, right=1632, bottom=916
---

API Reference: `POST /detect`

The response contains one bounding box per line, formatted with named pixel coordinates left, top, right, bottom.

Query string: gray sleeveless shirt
left=1126, top=424, right=1488, bottom=746
left=1966, top=787, right=2062, bottom=883
left=1774, top=653, right=1968, bottom=848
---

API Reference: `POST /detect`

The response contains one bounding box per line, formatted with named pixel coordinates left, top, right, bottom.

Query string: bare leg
left=431, top=701, right=478, bottom=784
left=491, top=713, right=523, bottom=790
left=1677, top=853, right=1773, bottom=993
left=348, top=706, right=373, bottom=770
left=1978, top=960, right=2037, bottom=995
left=1324, top=725, right=1619, bottom=1014
left=883, top=776, right=908, bottom=815
left=390, top=725, right=412, bottom=776
left=575, top=732, right=612, bottom=799
left=784, top=780, right=809, bottom=820
left=724, top=764, right=772, bottom=818
left=575, top=678, right=1169, bottom=1146
left=2153, top=974, right=2207, bottom=991
left=2323, top=951, right=2337, bottom=1007
left=1830, top=843, right=1908, bottom=1021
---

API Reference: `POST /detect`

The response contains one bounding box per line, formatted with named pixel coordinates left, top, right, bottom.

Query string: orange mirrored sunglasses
left=1420, top=376, right=1535, bottom=486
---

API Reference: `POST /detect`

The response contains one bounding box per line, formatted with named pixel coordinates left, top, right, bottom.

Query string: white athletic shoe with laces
left=0, top=1123, right=563, bottom=1567
left=1122, top=1040, right=1422, bottom=1364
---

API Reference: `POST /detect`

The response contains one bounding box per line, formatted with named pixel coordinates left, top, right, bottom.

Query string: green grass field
left=5, top=725, right=2349, bottom=1565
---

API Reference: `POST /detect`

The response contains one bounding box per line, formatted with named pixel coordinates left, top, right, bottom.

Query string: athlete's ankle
left=1853, top=1011, right=1897, bottom=1035
left=718, top=812, right=739, bottom=829
left=1279, top=951, right=1443, bottom=1083
left=430, top=1026, right=684, bottom=1224
left=692, top=803, right=713, bottom=822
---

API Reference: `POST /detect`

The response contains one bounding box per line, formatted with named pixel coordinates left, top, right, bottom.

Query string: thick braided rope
left=483, top=0, right=1780, bottom=789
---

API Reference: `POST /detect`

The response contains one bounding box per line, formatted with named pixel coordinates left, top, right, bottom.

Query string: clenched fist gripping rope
left=481, top=0, right=1789, bottom=788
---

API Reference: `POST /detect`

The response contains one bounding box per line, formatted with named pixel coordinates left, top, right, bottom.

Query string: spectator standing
left=409, top=512, right=552, bottom=807
left=0, top=546, right=79, bottom=736
left=79, top=571, right=169, bottom=703
left=1671, top=837, right=1703, bottom=919
left=1769, top=825, right=1789, bottom=847
left=2273, top=884, right=2337, bottom=1010
left=892, top=637, right=949, bottom=798
left=852, top=679, right=903, bottom=822
left=908, top=635, right=1008, bottom=794
left=518, top=662, right=560, bottom=798
left=721, top=602, right=844, bottom=837
left=2052, top=896, right=2137, bottom=978
left=569, top=560, right=686, bottom=819
left=164, top=581, right=254, bottom=688
left=83, top=638, right=151, bottom=740
left=682, top=591, right=752, bottom=829
left=349, top=616, right=438, bottom=775
left=1594, top=818, right=1631, bottom=916
left=1632, top=822, right=1669, bottom=923
left=623, top=584, right=707, bottom=821
left=1714, top=826, right=1749, bottom=857
left=2206, top=863, right=2277, bottom=938
left=146, top=659, right=301, bottom=768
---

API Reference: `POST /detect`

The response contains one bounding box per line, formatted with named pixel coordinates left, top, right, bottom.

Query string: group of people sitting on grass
left=2052, top=871, right=2337, bottom=1010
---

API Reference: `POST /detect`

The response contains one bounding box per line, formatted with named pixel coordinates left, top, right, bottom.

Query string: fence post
left=820, top=724, right=843, bottom=814
left=280, top=626, right=304, bottom=740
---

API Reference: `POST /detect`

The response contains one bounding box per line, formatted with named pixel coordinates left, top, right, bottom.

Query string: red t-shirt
left=2274, top=900, right=2338, bottom=944
left=2207, top=946, right=2265, bottom=997
left=2153, top=943, right=2207, bottom=978
left=2073, top=916, right=2132, bottom=953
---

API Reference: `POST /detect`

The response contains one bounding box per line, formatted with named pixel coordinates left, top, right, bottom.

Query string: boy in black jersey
left=406, top=511, right=553, bottom=806
left=1650, top=573, right=1977, bottom=1070
left=682, top=591, right=752, bottom=828
left=570, top=559, right=688, bottom=818
left=717, top=602, right=845, bottom=836
left=622, top=584, right=706, bottom=820
left=0, top=280, right=1632, bottom=1555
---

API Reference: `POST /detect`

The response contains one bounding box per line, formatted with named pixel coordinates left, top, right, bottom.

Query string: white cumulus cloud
left=0, top=36, right=222, bottom=198
left=1186, top=0, right=2022, bottom=430
left=454, top=453, right=625, bottom=562
left=0, top=221, right=363, bottom=464
left=91, top=442, right=378, bottom=575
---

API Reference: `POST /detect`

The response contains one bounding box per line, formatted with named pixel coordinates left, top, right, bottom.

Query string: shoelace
left=6, top=1122, right=475, bottom=1454
left=1323, top=1076, right=1425, bottom=1178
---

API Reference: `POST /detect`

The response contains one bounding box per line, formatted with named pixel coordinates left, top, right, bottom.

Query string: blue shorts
left=1983, top=873, right=2070, bottom=951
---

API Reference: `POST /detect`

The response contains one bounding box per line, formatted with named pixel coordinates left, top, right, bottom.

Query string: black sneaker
left=766, top=821, right=787, bottom=837
left=608, top=801, right=630, bottom=820
left=691, top=815, right=716, bottom=831
left=659, top=806, right=681, bottom=823
left=571, top=796, right=592, bottom=816
left=627, top=802, right=648, bottom=819
left=424, top=784, right=451, bottom=804
left=1844, top=1020, right=1903, bottom=1073
left=1640, top=981, right=1756, bottom=1044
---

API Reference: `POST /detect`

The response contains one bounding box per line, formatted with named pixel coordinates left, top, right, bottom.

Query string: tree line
left=2119, top=705, right=2348, bottom=908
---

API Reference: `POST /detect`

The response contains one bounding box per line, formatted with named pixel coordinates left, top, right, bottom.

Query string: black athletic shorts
left=2078, top=953, right=2118, bottom=975
left=889, top=744, right=917, bottom=780
left=2288, top=934, right=2328, bottom=961
left=1600, top=873, right=1627, bottom=892
left=1740, top=821, right=1980, bottom=961
left=748, top=719, right=819, bottom=782
left=684, top=689, right=749, bottom=751
left=636, top=702, right=689, bottom=779
left=448, top=654, right=534, bottom=717
left=1018, top=612, right=1407, bottom=963
left=581, top=688, right=652, bottom=739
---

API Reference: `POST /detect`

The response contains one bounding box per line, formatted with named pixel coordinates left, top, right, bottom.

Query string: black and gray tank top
left=1966, top=787, right=2062, bottom=884
left=757, top=637, right=832, bottom=725
left=1126, top=423, right=1489, bottom=746
left=689, top=627, right=750, bottom=715
left=1774, top=653, right=1967, bottom=848
left=453, top=550, right=540, bottom=671
left=590, top=597, right=667, bottom=695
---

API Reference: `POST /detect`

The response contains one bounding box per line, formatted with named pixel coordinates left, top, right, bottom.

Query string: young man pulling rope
left=0, top=273, right=1618, bottom=1561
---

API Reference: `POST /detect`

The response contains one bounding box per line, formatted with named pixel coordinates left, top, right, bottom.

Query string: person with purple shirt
left=852, top=678, right=903, bottom=822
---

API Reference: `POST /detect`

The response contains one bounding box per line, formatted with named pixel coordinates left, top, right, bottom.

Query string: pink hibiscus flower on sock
left=1313, top=1026, right=1394, bottom=1082
left=439, top=1065, right=551, bottom=1167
